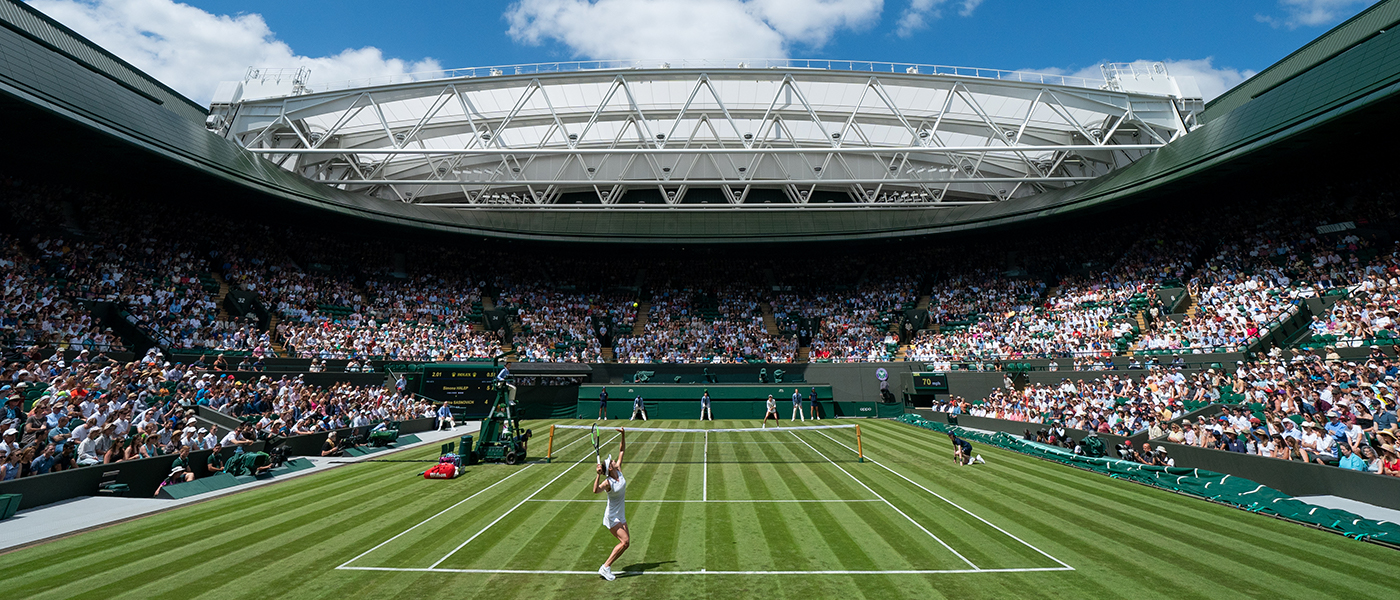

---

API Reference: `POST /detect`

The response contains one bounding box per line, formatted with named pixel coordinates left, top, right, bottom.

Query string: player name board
left=419, top=366, right=498, bottom=418
left=909, top=372, right=949, bottom=392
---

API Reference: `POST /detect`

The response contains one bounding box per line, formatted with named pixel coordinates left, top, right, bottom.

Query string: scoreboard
left=418, top=365, right=499, bottom=418
left=909, top=372, right=949, bottom=393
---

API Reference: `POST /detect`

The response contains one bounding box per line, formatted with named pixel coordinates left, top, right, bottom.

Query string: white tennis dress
left=603, top=469, right=627, bottom=529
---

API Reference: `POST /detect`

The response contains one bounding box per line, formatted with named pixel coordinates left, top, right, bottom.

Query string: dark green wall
left=1155, top=440, right=1400, bottom=511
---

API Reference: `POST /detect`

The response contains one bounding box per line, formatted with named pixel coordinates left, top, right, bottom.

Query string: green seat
left=0, top=493, right=21, bottom=520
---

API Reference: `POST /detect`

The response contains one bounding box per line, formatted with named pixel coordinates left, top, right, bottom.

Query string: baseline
left=337, top=566, right=1074, bottom=575
left=789, top=432, right=979, bottom=570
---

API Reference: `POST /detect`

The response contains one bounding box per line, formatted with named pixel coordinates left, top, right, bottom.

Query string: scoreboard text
left=910, top=372, right=949, bottom=393
left=419, top=367, right=497, bottom=418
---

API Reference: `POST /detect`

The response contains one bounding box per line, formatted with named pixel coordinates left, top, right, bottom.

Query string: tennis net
left=546, top=424, right=864, bottom=464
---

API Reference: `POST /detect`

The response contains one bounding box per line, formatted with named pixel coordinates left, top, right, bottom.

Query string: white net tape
left=552, top=424, right=856, bottom=433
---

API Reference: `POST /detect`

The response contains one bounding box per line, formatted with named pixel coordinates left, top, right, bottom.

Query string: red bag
left=423, top=463, right=457, bottom=479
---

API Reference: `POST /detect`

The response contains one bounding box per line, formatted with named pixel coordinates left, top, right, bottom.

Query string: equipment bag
left=423, top=463, right=457, bottom=479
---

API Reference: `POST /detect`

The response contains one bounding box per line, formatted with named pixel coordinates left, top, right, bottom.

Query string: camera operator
left=321, top=431, right=345, bottom=457
left=1117, top=443, right=1140, bottom=463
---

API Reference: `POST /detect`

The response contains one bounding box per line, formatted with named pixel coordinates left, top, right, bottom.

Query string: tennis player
left=593, top=428, right=628, bottom=581
left=762, top=394, right=780, bottom=428
left=791, top=389, right=805, bottom=422
left=630, top=394, right=647, bottom=421
left=699, top=390, right=713, bottom=421
left=949, top=432, right=985, bottom=466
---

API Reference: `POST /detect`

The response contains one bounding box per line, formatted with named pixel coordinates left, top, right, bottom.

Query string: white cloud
left=1255, top=0, right=1378, bottom=29
left=1031, top=58, right=1256, bottom=102
left=957, top=0, right=983, bottom=17
left=895, top=0, right=941, bottom=38
left=895, top=0, right=982, bottom=38
left=505, top=0, right=883, bottom=59
left=749, top=0, right=883, bottom=44
left=27, top=0, right=441, bottom=105
left=1150, top=59, right=1256, bottom=101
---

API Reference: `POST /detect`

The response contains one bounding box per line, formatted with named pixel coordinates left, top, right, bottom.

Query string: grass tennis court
left=2, top=420, right=1395, bottom=599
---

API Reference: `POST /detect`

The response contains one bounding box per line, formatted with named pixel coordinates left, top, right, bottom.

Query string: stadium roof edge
left=2, top=0, right=1398, bottom=243
left=0, top=0, right=207, bottom=123
left=1202, top=0, right=1400, bottom=121
left=292, top=59, right=1111, bottom=97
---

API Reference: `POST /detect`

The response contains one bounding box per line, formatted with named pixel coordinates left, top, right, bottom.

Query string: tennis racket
left=591, top=423, right=602, bottom=465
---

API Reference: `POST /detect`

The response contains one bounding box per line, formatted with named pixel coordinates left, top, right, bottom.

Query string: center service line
left=815, top=429, right=1074, bottom=570
left=791, top=431, right=980, bottom=570
left=429, top=433, right=621, bottom=569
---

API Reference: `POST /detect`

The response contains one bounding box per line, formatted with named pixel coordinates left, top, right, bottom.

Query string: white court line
left=338, top=566, right=1074, bottom=575
left=428, top=432, right=621, bottom=569
left=790, top=432, right=979, bottom=570
left=816, top=430, right=1074, bottom=571
left=613, top=441, right=809, bottom=444
left=338, top=431, right=593, bottom=570
left=525, top=499, right=884, bottom=503
left=703, top=431, right=708, bottom=502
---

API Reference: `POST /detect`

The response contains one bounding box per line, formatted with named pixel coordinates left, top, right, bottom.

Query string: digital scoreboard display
left=418, top=366, right=498, bottom=419
left=909, top=372, right=949, bottom=393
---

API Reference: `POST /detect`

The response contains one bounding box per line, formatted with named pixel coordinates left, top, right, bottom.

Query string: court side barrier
left=897, top=414, right=1400, bottom=544
left=912, top=410, right=1138, bottom=458
left=0, top=442, right=265, bottom=510
left=276, top=417, right=436, bottom=456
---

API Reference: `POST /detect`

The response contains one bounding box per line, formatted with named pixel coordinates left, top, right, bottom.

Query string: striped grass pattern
left=1, top=420, right=1394, bottom=599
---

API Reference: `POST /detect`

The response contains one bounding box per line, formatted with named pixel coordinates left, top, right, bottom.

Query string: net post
left=547, top=425, right=555, bottom=463
left=856, top=424, right=864, bottom=462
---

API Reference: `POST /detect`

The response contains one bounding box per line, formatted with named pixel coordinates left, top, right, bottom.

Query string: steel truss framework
left=215, top=65, right=1201, bottom=207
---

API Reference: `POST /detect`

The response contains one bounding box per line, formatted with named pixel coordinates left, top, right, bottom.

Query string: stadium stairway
left=796, top=346, right=810, bottom=363
left=760, top=303, right=780, bottom=335
left=898, top=296, right=931, bottom=361
left=600, top=347, right=616, bottom=363
left=268, top=314, right=286, bottom=357
left=632, top=302, right=650, bottom=334
left=212, top=272, right=231, bottom=320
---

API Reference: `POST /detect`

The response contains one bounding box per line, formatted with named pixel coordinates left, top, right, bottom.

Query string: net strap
left=553, top=425, right=856, bottom=433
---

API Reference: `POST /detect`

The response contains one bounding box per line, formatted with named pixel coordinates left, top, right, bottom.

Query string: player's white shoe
left=975, top=455, right=985, bottom=464
left=599, top=565, right=615, bottom=581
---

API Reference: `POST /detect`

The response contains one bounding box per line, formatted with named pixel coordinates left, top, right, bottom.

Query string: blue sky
left=28, top=0, right=1381, bottom=104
